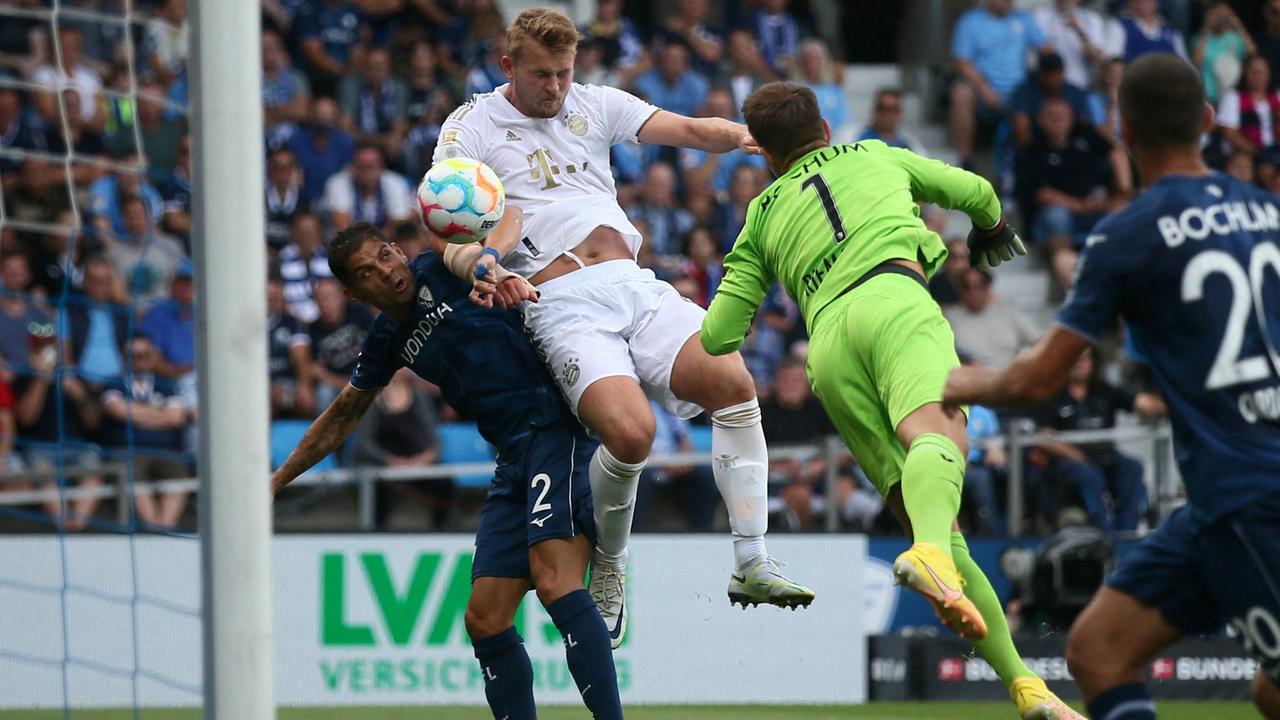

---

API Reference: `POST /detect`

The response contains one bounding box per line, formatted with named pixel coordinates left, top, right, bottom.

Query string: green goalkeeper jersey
left=701, top=140, right=1002, bottom=354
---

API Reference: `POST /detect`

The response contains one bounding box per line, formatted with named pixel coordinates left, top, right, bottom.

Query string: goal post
left=190, top=0, right=274, bottom=717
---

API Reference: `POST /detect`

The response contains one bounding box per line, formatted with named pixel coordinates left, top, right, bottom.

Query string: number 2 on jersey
left=801, top=173, right=847, bottom=243
left=1181, top=243, right=1280, bottom=390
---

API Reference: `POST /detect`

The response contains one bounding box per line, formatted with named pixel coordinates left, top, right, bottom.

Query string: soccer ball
left=416, top=157, right=505, bottom=244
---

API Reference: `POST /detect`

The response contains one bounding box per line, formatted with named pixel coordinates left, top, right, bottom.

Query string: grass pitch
left=0, top=703, right=1259, bottom=719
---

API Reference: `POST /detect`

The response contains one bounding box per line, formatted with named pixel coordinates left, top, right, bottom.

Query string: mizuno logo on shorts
left=530, top=513, right=553, bottom=527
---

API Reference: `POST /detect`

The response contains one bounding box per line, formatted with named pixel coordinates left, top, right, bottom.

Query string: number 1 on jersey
left=801, top=173, right=847, bottom=243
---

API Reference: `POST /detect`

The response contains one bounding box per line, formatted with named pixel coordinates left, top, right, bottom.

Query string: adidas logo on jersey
left=505, top=130, right=521, bottom=142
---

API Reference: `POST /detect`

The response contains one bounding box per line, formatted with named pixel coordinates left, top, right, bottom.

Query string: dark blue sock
left=547, top=589, right=623, bottom=720
left=472, top=626, right=536, bottom=720
left=1087, top=682, right=1157, bottom=720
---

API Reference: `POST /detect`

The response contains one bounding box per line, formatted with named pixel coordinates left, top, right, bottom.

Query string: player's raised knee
left=1066, top=614, right=1129, bottom=690
left=464, top=599, right=510, bottom=640
left=599, top=416, right=656, bottom=464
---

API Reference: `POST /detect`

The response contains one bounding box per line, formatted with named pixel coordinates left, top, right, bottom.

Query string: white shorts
left=523, top=259, right=705, bottom=420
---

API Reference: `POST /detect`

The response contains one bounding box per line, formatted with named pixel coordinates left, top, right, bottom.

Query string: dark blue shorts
left=1108, top=497, right=1280, bottom=682
left=471, top=418, right=598, bottom=581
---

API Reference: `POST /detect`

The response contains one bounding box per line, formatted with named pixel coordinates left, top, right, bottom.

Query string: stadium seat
left=436, top=422, right=496, bottom=488
left=688, top=425, right=713, bottom=453
left=270, top=420, right=336, bottom=472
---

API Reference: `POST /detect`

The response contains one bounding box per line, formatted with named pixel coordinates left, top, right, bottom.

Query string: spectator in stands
left=1016, top=97, right=1116, bottom=290
left=1193, top=2, right=1255, bottom=105
left=949, top=0, right=1048, bottom=170
left=30, top=26, right=103, bottom=129
left=751, top=0, right=802, bottom=79
left=1087, top=57, right=1126, bottom=144
left=1009, top=51, right=1094, bottom=148
left=658, top=0, right=724, bottom=78
left=401, top=86, right=453, bottom=179
left=1260, top=0, right=1280, bottom=83
left=718, top=29, right=778, bottom=114
left=679, top=89, right=768, bottom=197
left=762, top=357, right=835, bottom=530
left=6, top=160, right=70, bottom=230
left=793, top=39, right=848, bottom=137
left=404, top=40, right=453, bottom=125
left=855, top=88, right=924, bottom=153
left=104, top=82, right=184, bottom=179
left=354, top=367, right=445, bottom=528
left=465, top=30, right=508, bottom=98
left=582, top=0, right=649, bottom=86
left=0, top=253, right=52, bottom=379
left=1034, top=348, right=1165, bottom=534
left=633, top=399, right=717, bottom=531
left=679, top=226, right=722, bottom=307
left=0, top=0, right=48, bottom=79
left=710, top=163, right=766, bottom=253
left=103, top=194, right=186, bottom=304
left=1031, top=0, right=1123, bottom=90
left=633, top=39, right=709, bottom=120
left=0, top=375, right=15, bottom=480
left=964, top=401, right=1008, bottom=536
left=143, top=0, right=188, bottom=86
left=323, top=143, right=414, bottom=232
left=627, top=162, right=695, bottom=257
left=295, top=0, right=364, bottom=96
left=28, top=209, right=85, bottom=301
left=739, top=286, right=799, bottom=393
left=87, top=159, right=163, bottom=241
left=307, top=277, right=371, bottom=409
left=279, top=211, right=331, bottom=324
left=574, top=31, right=619, bottom=88
left=436, top=0, right=506, bottom=80
left=0, top=88, right=44, bottom=186
left=1217, top=55, right=1280, bottom=158
left=158, top=133, right=192, bottom=248
left=945, top=268, right=1041, bottom=368
left=64, top=256, right=129, bottom=386
left=101, top=334, right=192, bottom=528
left=265, top=147, right=310, bottom=254
left=339, top=46, right=410, bottom=161
left=141, top=262, right=195, bottom=385
left=15, top=335, right=102, bottom=531
left=267, top=273, right=315, bottom=419
left=392, top=221, right=428, bottom=260
left=1225, top=148, right=1256, bottom=182
left=40, top=89, right=107, bottom=187
left=928, top=237, right=969, bottom=306
left=261, top=28, right=311, bottom=148
left=1118, top=0, right=1187, bottom=63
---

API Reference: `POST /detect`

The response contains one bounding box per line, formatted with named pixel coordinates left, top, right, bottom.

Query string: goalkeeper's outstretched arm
left=271, top=384, right=379, bottom=496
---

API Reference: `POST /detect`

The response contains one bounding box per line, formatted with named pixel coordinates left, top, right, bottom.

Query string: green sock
left=951, top=530, right=1036, bottom=687
left=901, top=433, right=964, bottom=558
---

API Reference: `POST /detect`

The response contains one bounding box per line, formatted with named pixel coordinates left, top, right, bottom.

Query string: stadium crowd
left=0, top=0, right=1222, bottom=536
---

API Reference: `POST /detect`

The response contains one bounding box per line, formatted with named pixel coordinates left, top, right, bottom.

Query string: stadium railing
left=0, top=423, right=1177, bottom=535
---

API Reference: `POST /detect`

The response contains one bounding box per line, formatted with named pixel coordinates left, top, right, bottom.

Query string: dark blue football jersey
left=349, top=252, right=568, bottom=453
left=1057, top=172, right=1280, bottom=522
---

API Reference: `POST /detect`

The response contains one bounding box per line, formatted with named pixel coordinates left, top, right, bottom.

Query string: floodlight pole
left=191, top=0, right=274, bottom=717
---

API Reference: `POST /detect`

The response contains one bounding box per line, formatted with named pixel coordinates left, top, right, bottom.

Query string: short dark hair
left=1119, top=53, right=1207, bottom=150
left=328, top=222, right=385, bottom=286
left=742, top=82, right=826, bottom=171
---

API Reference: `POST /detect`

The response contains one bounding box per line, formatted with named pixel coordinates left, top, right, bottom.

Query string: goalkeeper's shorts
left=805, top=270, right=964, bottom=498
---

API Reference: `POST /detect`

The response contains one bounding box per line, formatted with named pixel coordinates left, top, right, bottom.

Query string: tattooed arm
left=271, top=383, right=379, bottom=496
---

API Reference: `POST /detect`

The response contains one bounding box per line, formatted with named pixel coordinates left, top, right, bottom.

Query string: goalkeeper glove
left=966, top=218, right=1027, bottom=271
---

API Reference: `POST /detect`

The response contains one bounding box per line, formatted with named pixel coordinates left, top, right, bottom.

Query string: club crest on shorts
left=562, top=358, right=581, bottom=388
left=567, top=112, right=589, bottom=137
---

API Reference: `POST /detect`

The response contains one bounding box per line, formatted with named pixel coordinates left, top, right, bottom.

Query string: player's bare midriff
left=529, top=225, right=633, bottom=286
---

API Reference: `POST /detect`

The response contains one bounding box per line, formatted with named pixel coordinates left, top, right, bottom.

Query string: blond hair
left=507, top=8, right=580, bottom=59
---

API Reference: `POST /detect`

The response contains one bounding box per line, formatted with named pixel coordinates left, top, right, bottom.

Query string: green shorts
left=805, top=272, right=961, bottom=497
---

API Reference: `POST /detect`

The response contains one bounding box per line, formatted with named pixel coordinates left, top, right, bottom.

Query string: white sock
left=588, top=444, right=645, bottom=563
left=710, top=398, right=769, bottom=569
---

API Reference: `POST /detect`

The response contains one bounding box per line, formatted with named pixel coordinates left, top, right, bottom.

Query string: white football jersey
left=432, top=83, right=660, bottom=278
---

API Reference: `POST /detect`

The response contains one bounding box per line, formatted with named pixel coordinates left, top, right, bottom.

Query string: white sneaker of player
left=588, top=551, right=627, bottom=649
left=727, top=556, right=816, bottom=610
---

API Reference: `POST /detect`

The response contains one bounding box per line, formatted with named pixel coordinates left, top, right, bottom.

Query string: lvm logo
left=317, top=550, right=631, bottom=695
